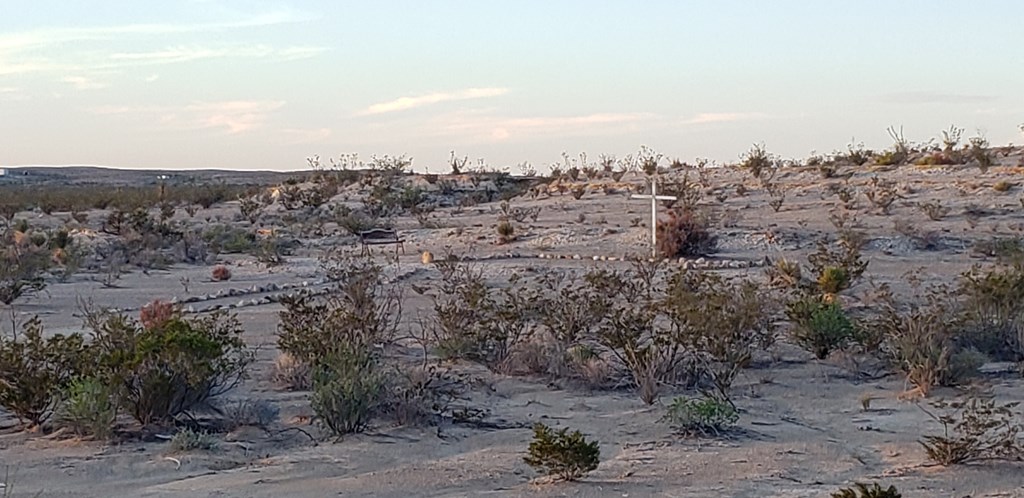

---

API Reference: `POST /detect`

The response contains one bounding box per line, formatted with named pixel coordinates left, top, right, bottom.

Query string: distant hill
left=0, top=166, right=304, bottom=187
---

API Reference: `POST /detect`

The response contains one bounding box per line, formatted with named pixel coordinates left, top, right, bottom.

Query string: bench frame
left=358, top=228, right=405, bottom=256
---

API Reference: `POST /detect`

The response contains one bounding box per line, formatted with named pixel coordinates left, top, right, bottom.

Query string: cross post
left=630, top=177, right=678, bottom=258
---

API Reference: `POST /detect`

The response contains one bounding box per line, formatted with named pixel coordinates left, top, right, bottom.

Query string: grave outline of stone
left=630, top=177, right=677, bottom=258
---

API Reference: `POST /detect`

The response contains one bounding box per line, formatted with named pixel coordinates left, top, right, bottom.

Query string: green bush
left=787, top=297, right=857, bottom=359
left=311, top=346, right=385, bottom=436
left=0, top=233, right=50, bottom=305
left=663, top=396, right=738, bottom=437
left=832, top=483, right=901, bottom=498
left=169, top=427, right=219, bottom=452
left=58, top=377, right=117, bottom=439
left=523, top=423, right=600, bottom=481
left=277, top=257, right=401, bottom=365
left=88, top=310, right=253, bottom=426
left=0, top=318, right=87, bottom=427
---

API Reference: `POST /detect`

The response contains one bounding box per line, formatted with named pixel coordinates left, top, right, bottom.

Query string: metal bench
left=358, top=228, right=405, bottom=256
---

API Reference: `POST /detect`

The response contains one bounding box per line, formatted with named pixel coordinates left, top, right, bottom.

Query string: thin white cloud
left=108, top=45, right=324, bottom=65
left=92, top=100, right=285, bottom=134
left=144, top=74, right=160, bottom=82
left=0, top=10, right=314, bottom=53
left=0, top=10, right=322, bottom=79
left=359, top=87, right=509, bottom=115
left=62, top=76, right=108, bottom=90
left=684, top=112, right=766, bottom=125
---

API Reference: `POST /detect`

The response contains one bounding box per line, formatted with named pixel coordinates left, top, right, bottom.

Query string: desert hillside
left=3, top=141, right=1024, bottom=497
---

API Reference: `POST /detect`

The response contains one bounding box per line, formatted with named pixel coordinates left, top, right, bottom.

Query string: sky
left=1, top=0, right=1023, bottom=172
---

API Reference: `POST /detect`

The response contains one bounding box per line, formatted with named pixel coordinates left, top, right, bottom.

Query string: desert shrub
left=666, top=272, right=775, bottom=400
left=787, top=297, right=857, bottom=359
left=211, top=265, right=232, bottom=281
left=219, top=398, right=279, bottom=430
left=277, top=256, right=401, bottom=365
left=663, top=395, right=738, bottom=437
left=993, top=180, right=1014, bottom=193
left=967, top=135, right=995, bottom=172
left=0, top=232, right=50, bottom=305
left=832, top=483, right=902, bottom=498
left=334, top=205, right=380, bottom=236
left=427, top=261, right=536, bottom=372
left=58, top=376, right=116, bottom=439
left=918, top=201, right=950, bottom=221
left=0, top=318, right=87, bottom=427
left=386, top=364, right=459, bottom=427
left=169, top=427, right=219, bottom=452
left=311, top=346, right=386, bottom=436
left=807, top=237, right=868, bottom=294
left=496, top=220, right=516, bottom=244
left=523, top=423, right=600, bottom=482
left=87, top=310, right=253, bottom=426
left=956, top=264, right=1024, bottom=361
left=587, top=262, right=677, bottom=403
left=140, top=300, right=177, bottom=331
left=873, top=285, right=973, bottom=395
left=920, top=396, right=1024, bottom=465
left=202, top=225, right=255, bottom=254
left=739, top=143, right=777, bottom=180
left=271, top=352, right=312, bottom=391
left=971, top=237, right=1024, bottom=265
left=863, top=176, right=899, bottom=214
left=655, top=208, right=717, bottom=258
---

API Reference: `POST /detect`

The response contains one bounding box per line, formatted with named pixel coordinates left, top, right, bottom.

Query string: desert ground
left=3, top=144, right=1024, bottom=497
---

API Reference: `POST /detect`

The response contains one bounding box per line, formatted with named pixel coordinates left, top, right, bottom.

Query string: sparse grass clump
left=524, top=423, right=600, bottom=482
left=663, top=396, right=738, bottom=437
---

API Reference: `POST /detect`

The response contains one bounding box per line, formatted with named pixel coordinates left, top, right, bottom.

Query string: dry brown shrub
left=271, top=352, right=311, bottom=391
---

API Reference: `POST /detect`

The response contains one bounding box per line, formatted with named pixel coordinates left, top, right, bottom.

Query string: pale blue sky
left=1, top=1, right=1022, bottom=171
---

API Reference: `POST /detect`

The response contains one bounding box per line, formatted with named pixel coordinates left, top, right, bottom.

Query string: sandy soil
left=3, top=153, right=1024, bottom=497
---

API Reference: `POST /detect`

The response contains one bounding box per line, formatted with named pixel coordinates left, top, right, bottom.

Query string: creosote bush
left=277, top=254, right=402, bottom=436
left=0, top=317, right=87, bottom=427
left=786, top=297, right=857, bottom=360
left=311, top=345, right=385, bottom=436
left=663, top=396, right=738, bottom=437
left=524, top=423, right=600, bottom=482
left=832, top=483, right=902, bottom=498
left=86, top=308, right=254, bottom=426
left=920, top=396, right=1024, bottom=465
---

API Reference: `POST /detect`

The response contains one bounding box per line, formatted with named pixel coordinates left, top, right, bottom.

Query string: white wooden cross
left=630, top=178, right=677, bottom=258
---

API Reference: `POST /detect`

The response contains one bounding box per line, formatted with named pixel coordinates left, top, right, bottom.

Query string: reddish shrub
left=656, top=208, right=717, bottom=258
left=140, top=300, right=179, bottom=330
left=211, top=265, right=232, bottom=281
